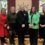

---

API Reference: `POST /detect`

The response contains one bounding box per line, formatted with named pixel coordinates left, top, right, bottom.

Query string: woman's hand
left=7, top=26, right=10, bottom=29
left=22, top=24, right=25, bottom=28
left=4, top=24, right=7, bottom=27
left=29, top=24, right=33, bottom=28
left=40, top=24, right=45, bottom=27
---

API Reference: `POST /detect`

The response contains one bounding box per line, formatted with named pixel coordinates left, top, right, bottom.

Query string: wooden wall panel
left=32, top=0, right=39, bottom=11
left=8, top=0, right=15, bottom=12
left=8, top=0, right=39, bottom=12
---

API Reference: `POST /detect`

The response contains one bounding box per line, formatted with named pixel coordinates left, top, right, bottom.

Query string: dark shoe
left=19, top=44, right=24, bottom=45
left=10, top=43, right=15, bottom=45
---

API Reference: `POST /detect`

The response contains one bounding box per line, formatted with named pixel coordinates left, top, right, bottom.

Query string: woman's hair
left=43, top=8, right=45, bottom=13
left=30, top=6, right=36, bottom=14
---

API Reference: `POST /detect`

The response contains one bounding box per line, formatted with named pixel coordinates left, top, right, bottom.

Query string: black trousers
left=0, top=37, right=5, bottom=45
left=29, top=28, right=38, bottom=45
left=18, top=25, right=29, bottom=45
left=9, top=31, right=15, bottom=44
left=18, top=31, right=24, bottom=45
left=39, top=28, right=45, bottom=45
left=9, top=23, right=16, bottom=45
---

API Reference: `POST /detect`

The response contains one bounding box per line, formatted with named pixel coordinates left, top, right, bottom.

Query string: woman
left=7, top=6, right=17, bottom=45
left=39, top=4, right=45, bottom=45
left=0, top=8, right=9, bottom=45
left=17, top=7, right=28, bottom=45
left=28, top=6, right=40, bottom=45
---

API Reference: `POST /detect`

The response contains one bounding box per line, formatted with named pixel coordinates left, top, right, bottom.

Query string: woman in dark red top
left=0, top=8, right=9, bottom=45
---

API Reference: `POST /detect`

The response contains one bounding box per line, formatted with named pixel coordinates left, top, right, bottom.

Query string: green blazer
left=28, top=12, right=40, bottom=29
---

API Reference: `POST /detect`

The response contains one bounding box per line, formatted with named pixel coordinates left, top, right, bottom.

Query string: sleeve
left=28, top=12, right=30, bottom=24
left=16, top=12, right=20, bottom=24
left=39, top=15, right=42, bottom=24
left=16, top=12, right=21, bottom=24
left=25, top=11, right=28, bottom=24
left=7, top=14, right=11, bottom=25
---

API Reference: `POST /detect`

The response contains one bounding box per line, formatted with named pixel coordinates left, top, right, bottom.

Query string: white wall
left=16, top=0, right=32, bottom=13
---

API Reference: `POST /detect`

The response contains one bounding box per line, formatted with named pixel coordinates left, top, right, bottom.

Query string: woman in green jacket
left=28, top=6, right=40, bottom=45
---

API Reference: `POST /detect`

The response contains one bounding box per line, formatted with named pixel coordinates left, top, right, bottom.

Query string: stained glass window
left=0, top=0, right=7, bottom=13
left=39, top=0, right=45, bottom=12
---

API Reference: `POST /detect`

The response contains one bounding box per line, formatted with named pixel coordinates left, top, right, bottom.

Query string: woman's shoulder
left=40, top=12, right=45, bottom=18
left=40, top=13, right=45, bottom=16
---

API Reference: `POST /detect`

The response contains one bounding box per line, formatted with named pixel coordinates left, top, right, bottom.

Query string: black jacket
left=7, top=13, right=17, bottom=24
left=16, top=10, right=28, bottom=25
left=40, top=14, right=45, bottom=25
left=39, top=13, right=45, bottom=29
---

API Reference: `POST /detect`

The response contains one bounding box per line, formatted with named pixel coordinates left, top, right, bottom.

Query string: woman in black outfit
left=39, top=4, right=45, bottom=45
left=7, top=6, right=17, bottom=45
left=16, top=7, right=28, bottom=45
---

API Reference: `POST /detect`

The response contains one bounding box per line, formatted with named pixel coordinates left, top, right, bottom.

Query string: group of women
left=0, top=5, right=45, bottom=45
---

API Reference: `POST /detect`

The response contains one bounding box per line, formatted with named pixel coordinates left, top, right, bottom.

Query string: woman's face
left=10, top=7, right=15, bottom=13
left=32, top=6, right=36, bottom=13
left=1, top=9, right=6, bottom=14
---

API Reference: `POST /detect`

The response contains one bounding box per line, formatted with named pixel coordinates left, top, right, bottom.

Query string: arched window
left=0, top=0, right=7, bottom=13
left=39, top=0, right=45, bottom=12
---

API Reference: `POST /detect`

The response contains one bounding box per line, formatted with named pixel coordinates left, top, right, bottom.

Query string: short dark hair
left=1, top=8, right=6, bottom=12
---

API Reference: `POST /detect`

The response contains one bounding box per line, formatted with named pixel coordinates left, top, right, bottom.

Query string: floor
left=1, top=37, right=44, bottom=45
